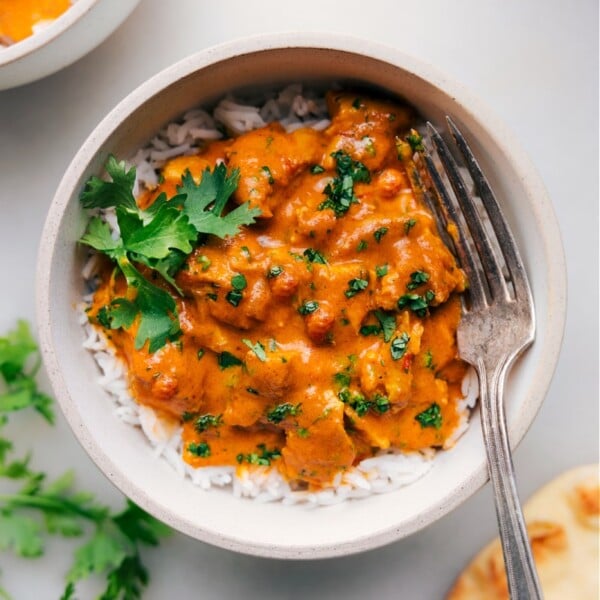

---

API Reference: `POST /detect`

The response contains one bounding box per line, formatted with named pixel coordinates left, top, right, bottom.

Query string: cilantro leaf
left=79, top=217, right=123, bottom=259
left=111, top=501, right=171, bottom=548
left=390, top=333, right=410, bottom=360
left=99, top=553, right=148, bottom=600
left=415, top=403, right=442, bottom=429
left=97, top=299, right=137, bottom=331
left=318, top=150, right=370, bottom=217
left=67, top=522, right=132, bottom=583
left=123, top=205, right=196, bottom=260
left=303, top=248, right=327, bottom=264
left=80, top=158, right=261, bottom=353
left=374, top=310, right=396, bottom=343
left=180, top=165, right=260, bottom=238
left=217, top=351, right=244, bottom=369
left=266, top=403, right=302, bottom=424
left=242, top=339, right=267, bottom=362
left=188, top=442, right=211, bottom=458
left=80, top=156, right=137, bottom=212
left=397, top=290, right=435, bottom=317
left=0, top=321, right=171, bottom=599
left=0, top=320, right=38, bottom=382
left=406, top=270, right=430, bottom=291
left=375, top=264, right=389, bottom=278
left=298, top=300, right=319, bottom=315
left=406, top=131, right=425, bottom=153
left=345, top=278, right=369, bottom=298
left=132, top=277, right=180, bottom=353
left=0, top=322, right=54, bottom=424
left=0, top=512, right=44, bottom=557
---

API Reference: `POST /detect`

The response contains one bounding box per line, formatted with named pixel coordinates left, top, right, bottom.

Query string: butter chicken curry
left=85, top=92, right=468, bottom=489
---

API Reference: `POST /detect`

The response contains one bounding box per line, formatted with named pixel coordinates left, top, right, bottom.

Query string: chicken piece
left=226, top=123, right=324, bottom=217
left=282, top=392, right=356, bottom=486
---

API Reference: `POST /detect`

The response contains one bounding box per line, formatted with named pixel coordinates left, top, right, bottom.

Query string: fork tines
left=422, top=119, right=533, bottom=310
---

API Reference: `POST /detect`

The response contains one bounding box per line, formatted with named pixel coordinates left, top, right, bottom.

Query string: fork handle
left=477, top=358, right=544, bottom=599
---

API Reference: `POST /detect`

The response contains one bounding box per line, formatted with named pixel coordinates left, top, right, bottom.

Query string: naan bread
left=447, top=464, right=599, bottom=600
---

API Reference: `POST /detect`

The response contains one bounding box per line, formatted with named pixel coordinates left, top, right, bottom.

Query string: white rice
left=81, top=85, right=478, bottom=505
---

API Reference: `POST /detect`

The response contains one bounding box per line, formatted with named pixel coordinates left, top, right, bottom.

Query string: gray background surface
left=0, top=0, right=598, bottom=598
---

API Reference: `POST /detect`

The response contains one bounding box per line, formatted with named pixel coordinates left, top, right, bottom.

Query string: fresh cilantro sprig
left=0, top=321, right=171, bottom=599
left=0, top=320, right=53, bottom=424
left=80, top=156, right=261, bottom=352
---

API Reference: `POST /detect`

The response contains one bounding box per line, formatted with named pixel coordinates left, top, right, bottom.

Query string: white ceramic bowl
left=36, top=34, right=567, bottom=559
left=0, top=0, right=140, bottom=90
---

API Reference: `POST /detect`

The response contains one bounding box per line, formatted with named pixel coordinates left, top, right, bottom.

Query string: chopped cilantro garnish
left=373, top=394, right=390, bottom=414
left=303, top=248, right=327, bottom=264
left=407, top=270, right=430, bottom=290
left=345, top=278, right=368, bottom=298
left=242, top=339, right=267, bottom=362
left=298, top=300, right=319, bottom=315
left=80, top=157, right=261, bottom=352
left=375, top=264, right=389, bottom=278
left=404, top=218, right=417, bottom=233
left=356, top=240, right=368, bottom=252
left=267, top=265, right=284, bottom=279
left=225, top=290, right=243, bottom=307
left=373, top=227, right=388, bottom=243
left=217, top=351, right=243, bottom=369
left=246, top=387, right=259, bottom=395
left=318, top=150, right=370, bottom=217
left=352, top=97, right=362, bottom=109
left=374, top=310, right=396, bottom=342
left=194, top=414, right=222, bottom=433
left=397, top=290, right=435, bottom=317
left=363, top=136, right=376, bottom=157
left=226, top=274, right=247, bottom=306
left=359, top=324, right=381, bottom=336
left=266, top=403, right=302, bottom=424
left=310, top=164, right=325, bottom=174
left=231, top=274, right=247, bottom=291
left=196, top=254, right=211, bottom=271
left=424, top=350, right=435, bottom=370
left=338, top=388, right=388, bottom=416
left=188, top=442, right=211, bottom=457
left=197, top=349, right=205, bottom=360
left=333, top=371, right=352, bottom=387
left=390, top=333, right=410, bottom=360
left=415, top=403, right=442, bottom=429
left=406, top=131, right=424, bottom=153
left=261, top=165, right=274, bottom=184
left=236, top=444, right=281, bottom=466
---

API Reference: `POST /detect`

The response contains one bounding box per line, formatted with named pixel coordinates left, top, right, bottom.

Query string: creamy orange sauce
left=0, top=0, right=71, bottom=45
left=91, top=92, right=468, bottom=488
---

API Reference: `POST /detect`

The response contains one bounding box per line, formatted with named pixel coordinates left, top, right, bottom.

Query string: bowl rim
left=36, top=32, right=567, bottom=558
left=0, top=0, right=98, bottom=67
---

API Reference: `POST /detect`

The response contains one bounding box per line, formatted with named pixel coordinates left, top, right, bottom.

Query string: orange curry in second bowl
left=0, top=0, right=71, bottom=46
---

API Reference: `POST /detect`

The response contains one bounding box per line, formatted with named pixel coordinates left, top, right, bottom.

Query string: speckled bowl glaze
left=36, top=34, right=567, bottom=559
left=0, top=0, right=140, bottom=90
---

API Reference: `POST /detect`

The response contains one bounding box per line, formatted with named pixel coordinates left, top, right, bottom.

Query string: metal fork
left=422, top=119, right=543, bottom=599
